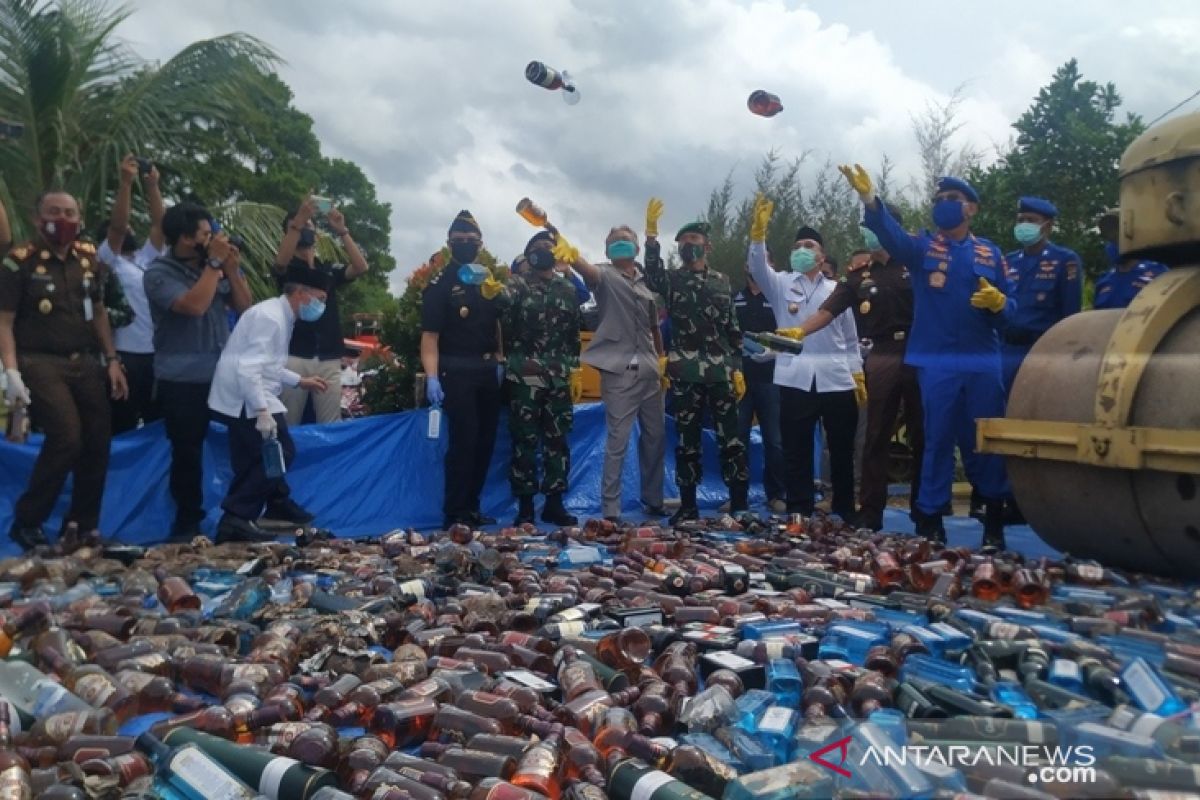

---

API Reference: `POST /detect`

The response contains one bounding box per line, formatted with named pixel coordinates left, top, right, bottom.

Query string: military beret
left=448, top=209, right=481, bottom=237
left=674, top=221, right=711, bottom=241
left=794, top=225, right=823, bottom=247
left=935, top=176, right=979, bottom=203
left=1018, top=196, right=1058, bottom=219
left=524, top=230, right=557, bottom=255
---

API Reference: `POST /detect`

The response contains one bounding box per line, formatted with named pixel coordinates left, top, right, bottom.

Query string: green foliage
left=967, top=60, right=1144, bottom=287
left=0, top=0, right=278, bottom=232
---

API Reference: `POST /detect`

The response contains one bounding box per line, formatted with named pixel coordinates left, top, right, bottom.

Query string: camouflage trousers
left=509, top=380, right=574, bottom=495
left=672, top=380, right=748, bottom=488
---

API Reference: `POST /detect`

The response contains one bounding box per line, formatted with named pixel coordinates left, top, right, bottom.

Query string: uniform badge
left=38, top=299, right=52, bottom=314
left=459, top=306, right=469, bottom=318
left=860, top=301, right=871, bottom=315
left=80, top=258, right=91, bottom=269
left=35, top=265, right=47, bottom=275
left=862, top=272, right=871, bottom=280
left=1037, top=292, right=1046, bottom=302
left=40, top=250, right=50, bottom=260
left=937, top=262, right=948, bottom=272
left=929, top=272, right=947, bottom=289
left=46, top=284, right=55, bottom=293
left=787, top=303, right=799, bottom=315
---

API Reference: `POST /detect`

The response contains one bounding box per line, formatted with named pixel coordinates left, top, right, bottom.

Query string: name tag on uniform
left=929, top=272, right=947, bottom=289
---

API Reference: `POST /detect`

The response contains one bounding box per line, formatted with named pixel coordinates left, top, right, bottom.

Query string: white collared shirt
left=747, top=242, right=861, bottom=392
left=98, top=239, right=165, bottom=354
left=208, top=296, right=302, bottom=417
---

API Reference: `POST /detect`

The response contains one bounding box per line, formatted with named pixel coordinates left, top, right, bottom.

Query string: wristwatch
left=206, top=257, right=224, bottom=270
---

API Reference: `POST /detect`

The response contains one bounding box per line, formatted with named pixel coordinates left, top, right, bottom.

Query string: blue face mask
left=932, top=199, right=966, bottom=231
left=860, top=226, right=881, bottom=251
left=607, top=240, right=637, bottom=260
left=458, top=263, right=488, bottom=285
left=299, top=297, right=326, bottom=322
left=789, top=248, right=818, bottom=273
left=1014, top=221, right=1044, bottom=246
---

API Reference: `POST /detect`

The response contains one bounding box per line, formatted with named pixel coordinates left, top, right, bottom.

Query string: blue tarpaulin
left=0, top=403, right=1055, bottom=559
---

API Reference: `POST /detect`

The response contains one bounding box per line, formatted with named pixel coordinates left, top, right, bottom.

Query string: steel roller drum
left=1006, top=305, right=1200, bottom=576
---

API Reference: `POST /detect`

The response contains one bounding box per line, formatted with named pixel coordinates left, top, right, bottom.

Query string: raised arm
left=747, top=194, right=782, bottom=307
left=107, top=155, right=138, bottom=254
left=145, top=164, right=166, bottom=251
left=274, top=194, right=316, bottom=272
left=551, top=235, right=601, bottom=288
left=840, top=164, right=924, bottom=269
left=223, top=246, right=253, bottom=314
left=326, top=206, right=369, bottom=279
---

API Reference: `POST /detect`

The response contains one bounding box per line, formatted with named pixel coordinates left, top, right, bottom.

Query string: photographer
left=273, top=194, right=368, bottom=425
left=144, top=203, right=252, bottom=541
left=97, top=154, right=166, bottom=433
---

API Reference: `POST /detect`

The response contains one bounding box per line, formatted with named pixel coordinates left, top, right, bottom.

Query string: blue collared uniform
left=1094, top=261, right=1169, bottom=310
left=1000, top=241, right=1082, bottom=393
left=863, top=202, right=1014, bottom=516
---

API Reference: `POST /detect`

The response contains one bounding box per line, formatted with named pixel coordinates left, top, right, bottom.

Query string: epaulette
left=75, top=240, right=97, bottom=254
left=8, top=242, right=32, bottom=262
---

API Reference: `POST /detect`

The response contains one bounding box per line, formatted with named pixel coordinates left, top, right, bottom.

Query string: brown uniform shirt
left=0, top=240, right=106, bottom=356
left=820, top=257, right=913, bottom=341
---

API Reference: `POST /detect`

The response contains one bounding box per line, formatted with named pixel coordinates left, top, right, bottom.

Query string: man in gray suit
left=554, top=225, right=667, bottom=522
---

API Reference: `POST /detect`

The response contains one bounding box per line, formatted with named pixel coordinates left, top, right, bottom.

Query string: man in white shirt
left=747, top=209, right=866, bottom=520
left=96, top=155, right=166, bottom=433
left=207, top=265, right=330, bottom=543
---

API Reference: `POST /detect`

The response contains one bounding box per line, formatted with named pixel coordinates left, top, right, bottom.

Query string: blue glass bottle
left=679, top=731, right=748, bottom=773
left=925, top=623, right=971, bottom=655
left=988, top=681, right=1039, bottom=720
left=742, top=620, right=802, bottom=640
left=818, top=622, right=889, bottom=665
left=766, top=659, right=803, bottom=708
left=899, top=625, right=947, bottom=659
left=867, top=708, right=907, bottom=746
left=755, top=705, right=799, bottom=765
left=898, top=654, right=977, bottom=694
left=734, top=689, right=776, bottom=732
left=719, top=725, right=776, bottom=772
left=1048, top=658, right=1086, bottom=694
left=1120, top=656, right=1187, bottom=716
left=1066, top=721, right=1166, bottom=759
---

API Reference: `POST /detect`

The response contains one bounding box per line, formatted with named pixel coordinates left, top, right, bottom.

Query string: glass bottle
left=510, top=724, right=563, bottom=800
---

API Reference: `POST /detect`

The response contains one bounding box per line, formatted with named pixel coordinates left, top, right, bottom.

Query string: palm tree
left=0, top=0, right=279, bottom=238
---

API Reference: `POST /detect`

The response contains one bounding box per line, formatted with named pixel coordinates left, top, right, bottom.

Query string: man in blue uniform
left=1094, top=208, right=1169, bottom=309
left=838, top=165, right=1014, bottom=547
left=1001, top=196, right=1082, bottom=394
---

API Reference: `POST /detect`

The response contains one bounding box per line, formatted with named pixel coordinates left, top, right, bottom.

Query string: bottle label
left=990, top=623, right=1020, bottom=639
left=630, top=769, right=675, bottom=800
left=74, top=674, right=117, bottom=707
left=758, top=706, right=793, bottom=734
left=43, top=711, right=89, bottom=742
left=1129, top=711, right=1166, bottom=739
left=259, top=755, right=299, bottom=798
left=0, top=766, right=29, bottom=798
left=1123, top=660, right=1168, bottom=711
left=2, top=700, right=20, bottom=734
left=501, top=670, right=556, bottom=692
left=170, top=747, right=258, bottom=799
left=554, top=621, right=587, bottom=637
left=704, top=651, right=754, bottom=671
left=398, top=580, right=427, bottom=600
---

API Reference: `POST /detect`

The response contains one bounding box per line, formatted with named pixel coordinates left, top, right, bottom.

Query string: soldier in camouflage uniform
left=642, top=202, right=749, bottom=524
left=497, top=231, right=584, bottom=526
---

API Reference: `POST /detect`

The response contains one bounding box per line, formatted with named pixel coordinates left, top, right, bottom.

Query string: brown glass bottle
left=850, top=672, right=894, bottom=717
left=595, top=629, right=652, bottom=675
left=633, top=680, right=674, bottom=736
left=469, top=779, right=550, bottom=800
left=422, top=744, right=518, bottom=781
left=370, top=697, right=437, bottom=749
left=148, top=707, right=235, bottom=740
left=510, top=725, right=563, bottom=800
left=28, top=708, right=117, bottom=746
left=466, top=734, right=531, bottom=761
left=653, top=642, right=698, bottom=696
left=155, top=577, right=200, bottom=614
left=1012, top=569, right=1049, bottom=609
left=0, top=602, right=50, bottom=657
left=970, top=562, right=1002, bottom=602
left=455, top=690, right=522, bottom=732
left=590, top=707, right=637, bottom=757
left=0, top=703, right=32, bottom=799
left=63, top=666, right=138, bottom=723
left=432, top=704, right=505, bottom=739
left=561, top=725, right=605, bottom=786
left=284, top=723, right=339, bottom=769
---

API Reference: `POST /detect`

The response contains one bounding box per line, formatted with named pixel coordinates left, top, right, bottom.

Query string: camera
left=135, top=157, right=153, bottom=176
left=0, top=119, right=24, bottom=140
left=227, top=233, right=247, bottom=251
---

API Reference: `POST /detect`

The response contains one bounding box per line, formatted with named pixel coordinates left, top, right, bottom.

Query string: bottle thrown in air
left=747, top=90, right=783, bottom=118
left=525, top=61, right=581, bottom=105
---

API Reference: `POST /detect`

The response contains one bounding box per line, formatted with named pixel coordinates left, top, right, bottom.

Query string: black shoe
left=1003, top=499, right=1027, bottom=526
left=914, top=509, right=947, bottom=545
left=295, top=527, right=333, bottom=547
left=643, top=505, right=668, bottom=518
left=982, top=500, right=1007, bottom=551
left=10, top=522, right=47, bottom=552
left=541, top=493, right=578, bottom=527
left=852, top=511, right=884, bottom=532
left=469, top=511, right=497, bottom=527
left=729, top=482, right=749, bottom=515
left=670, top=485, right=699, bottom=526
left=514, top=495, right=536, bottom=526
left=262, top=497, right=315, bottom=525
left=968, top=487, right=985, bottom=521
left=215, top=514, right=276, bottom=544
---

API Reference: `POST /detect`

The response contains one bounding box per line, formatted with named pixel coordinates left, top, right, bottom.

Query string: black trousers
left=110, top=352, right=158, bottom=435
left=17, top=353, right=111, bottom=530
left=441, top=364, right=501, bottom=520
left=780, top=382, right=858, bottom=517
left=157, top=380, right=212, bottom=528
left=215, top=411, right=294, bottom=520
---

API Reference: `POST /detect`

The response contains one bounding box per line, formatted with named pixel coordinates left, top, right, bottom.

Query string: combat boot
left=982, top=500, right=1007, bottom=551
left=514, top=495, right=536, bottom=526
left=729, top=482, right=749, bottom=514
left=670, top=485, right=700, bottom=526
left=9, top=521, right=47, bottom=552
left=541, top=493, right=577, bottom=527
left=913, top=508, right=947, bottom=545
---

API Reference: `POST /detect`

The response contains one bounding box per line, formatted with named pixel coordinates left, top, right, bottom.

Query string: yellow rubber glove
left=658, top=355, right=670, bottom=391
left=852, top=372, right=868, bottom=407
left=838, top=163, right=874, bottom=201
left=480, top=275, right=503, bottom=300
left=569, top=369, right=583, bottom=404
left=732, top=370, right=746, bottom=402
left=750, top=194, right=774, bottom=243
left=775, top=327, right=807, bottom=342
left=645, top=197, right=665, bottom=238
left=970, top=277, right=1007, bottom=313
left=552, top=236, right=580, bottom=266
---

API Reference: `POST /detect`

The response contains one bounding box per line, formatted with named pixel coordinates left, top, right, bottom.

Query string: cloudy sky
left=116, top=0, right=1200, bottom=292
